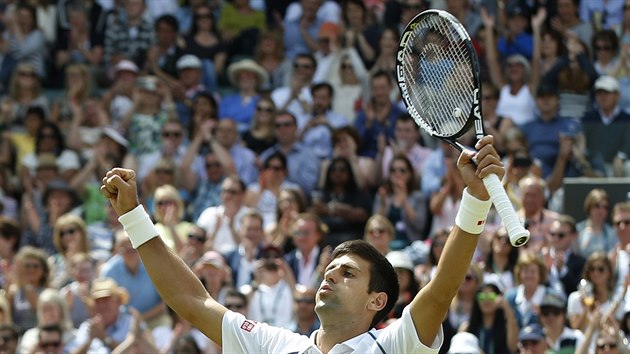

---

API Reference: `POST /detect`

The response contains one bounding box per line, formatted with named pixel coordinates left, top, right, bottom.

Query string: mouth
left=319, top=283, right=333, bottom=293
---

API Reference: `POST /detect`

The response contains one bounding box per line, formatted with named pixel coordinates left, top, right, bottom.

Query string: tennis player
left=101, top=136, right=504, bottom=353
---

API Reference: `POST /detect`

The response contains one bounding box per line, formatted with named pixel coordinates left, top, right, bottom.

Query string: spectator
left=146, top=14, right=185, bottom=84
left=385, top=251, right=419, bottom=321
left=282, top=0, right=324, bottom=59
left=183, top=4, right=227, bottom=91
left=172, top=56, right=208, bottom=117
left=50, top=64, right=95, bottom=132
left=368, top=27, right=398, bottom=79
left=8, top=246, right=50, bottom=334
left=446, top=332, right=484, bottom=354
left=223, top=289, right=249, bottom=316
left=442, top=264, right=483, bottom=350
left=340, top=0, right=378, bottom=68
left=415, top=228, right=450, bottom=288
left=66, top=278, right=137, bottom=353
left=550, top=0, right=593, bottom=53
left=259, top=111, right=320, bottom=197
left=289, top=285, right=319, bottom=336
left=241, top=96, right=278, bottom=156
left=462, top=281, right=519, bottom=354
left=355, top=70, right=404, bottom=158
left=192, top=251, right=232, bottom=306
left=498, top=2, right=534, bottom=60
left=0, top=324, right=18, bottom=354
left=265, top=187, right=306, bottom=253
left=178, top=225, right=207, bottom=268
left=85, top=203, right=119, bottom=264
left=220, top=59, right=268, bottom=133
left=300, top=82, right=348, bottom=159
left=99, top=230, right=170, bottom=330
left=185, top=148, right=228, bottom=222
left=610, top=201, right=630, bottom=292
left=593, top=30, right=620, bottom=76
left=505, top=252, right=554, bottom=329
left=6, top=3, right=48, bottom=77
left=18, top=289, right=76, bottom=354
left=429, top=153, right=464, bottom=238
left=254, top=30, right=290, bottom=90
left=310, top=157, right=371, bottom=247
left=49, top=214, right=90, bottom=289
left=0, top=62, right=49, bottom=129
left=213, top=118, right=258, bottom=185
left=312, top=21, right=344, bottom=83
left=481, top=227, right=519, bottom=292
left=363, top=214, right=395, bottom=256
left=138, top=120, right=188, bottom=186
left=479, top=81, right=514, bottom=155
left=325, top=48, right=368, bottom=123
left=580, top=0, right=625, bottom=32
left=187, top=91, right=219, bottom=140
left=60, top=253, right=96, bottom=329
left=141, top=159, right=184, bottom=209
left=152, top=184, right=196, bottom=253
left=271, top=53, right=317, bottom=129
left=318, top=126, right=376, bottom=191
left=582, top=75, right=630, bottom=177
left=517, top=323, right=550, bottom=354
left=379, top=113, right=432, bottom=182
left=101, top=60, right=139, bottom=128
left=445, top=0, right=481, bottom=38
left=0, top=29, right=17, bottom=96
left=196, top=175, right=250, bottom=254
left=576, top=188, right=616, bottom=258
left=103, top=0, right=154, bottom=68
left=517, top=176, right=560, bottom=252
left=0, top=218, right=21, bottom=289
left=567, top=252, right=622, bottom=332
left=33, top=324, right=66, bottom=354
left=218, top=0, right=266, bottom=57
left=539, top=291, right=585, bottom=352
left=284, top=213, right=327, bottom=287
left=543, top=215, right=586, bottom=295
left=223, top=211, right=268, bottom=289
left=612, top=33, right=630, bottom=112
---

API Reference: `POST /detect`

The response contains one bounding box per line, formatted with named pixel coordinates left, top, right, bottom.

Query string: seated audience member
left=0, top=218, right=22, bottom=289
left=17, top=289, right=76, bottom=354
left=260, top=111, right=320, bottom=196
left=542, top=215, right=586, bottom=295
left=6, top=3, right=47, bottom=77
left=610, top=201, right=630, bottom=292
left=66, top=278, right=140, bottom=353
left=284, top=213, right=327, bottom=288
left=220, top=59, right=268, bottom=133
left=9, top=246, right=50, bottom=334
left=289, top=285, right=319, bottom=337
left=374, top=154, right=427, bottom=248
left=103, top=0, right=154, bottom=68
left=241, top=97, right=278, bottom=156
left=429, top=152, right=464, bottom=237
left=213, top=119, right=258, bottom=185
left=517, top=176, right=560, bottom=252
left=102, top=60, right=139, bottom=127
left=223, top=211, right=268, bottom=289
left=310, top=157, right=371, bottom=246
left=363, top=215, right=395, bottom=256
left=0, top=62, right=49, bottom=129
left=385, top=251, right=420, bottom=321
left=517, top=324, right=550, bottom=354
left=178, top=225, right=208, bottom=268
left=218, top=0, right=266, bottom=57
left=192, top=251, right=232, bottom=306
left=481, top=227, right=519, bottom=291
left=582, top=76, right=630, bottom=177
left=538, top=292, right=584, bottom=353
left=299, top=82, right=349, bottom=160
left=446, top=332, right=484, bottom=354
left=244, top=152, right=300, bottom=228
left=60, top=253, right=96, bottom=329
left=33, top=324, right=66, bottom=354
left=196, top=175, right=250, bottom=254
left=265, top=187, right=306, bottom=253
left=152, top=184, right=196, bottom=252
left=271, top=54, right=317, bottom=129
left=49, top=214, right=90, bottom=289
left=379, top=113, right=432, bottom=182
left=99, top=230, right=170, bottom=330
left=0, top=324, right=19, bottom=354
left=576, top=188, right=616, bottom=258
left=146, top=14, right=185, bottom=85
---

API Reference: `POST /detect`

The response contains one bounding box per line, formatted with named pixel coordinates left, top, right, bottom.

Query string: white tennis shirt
left=222, top=306, right=443, bottom=353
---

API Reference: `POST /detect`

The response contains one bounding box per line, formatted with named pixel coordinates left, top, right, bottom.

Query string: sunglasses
left=205, top=162, right=222, bottom=169
left=369, top=228, right=386, bottom=235
left=476, top=292, right=497, bottom=302
left=225, top=303, right=245, bottom=310
left=162, top=131, right=182, bottom=138
left=341, top=63, right=353, bottom=70
left=266, top=165, right=284, bottom=171
left=597, top=342, right=618, bottom=350
left=588, top=266, right=607, bottom=273
left=60, top=228, right=78, bottom=237
left=196, top=13, right=212, bottom=19
left=39, top=341, right=62, bottom=349
left=540, top=308, right=563, bottom=317
left=293, top=63, right=313, bottom=70
left=274, top=121, right=294, bottom=128
left=331, top=166, right=348, bottom=173
left=549, top=231, right=566, bottom=239
left=0, top=335, right=15, bottom=342
left=155, top=169, right=174, bottom=175
left=295, top=298, right=315, bottom=304
left=188, top=234, right=206, bottom=243
left=221, top=188, right=241, bottom=195
left=595, top=45, right=613, bottom=51
left=615, top=220, right=630, bottom=227
left=156, top=200, right=176, bottom=207
left=521, top=340, right=541, bottom=347
left=389, top=167, right=409, bottom=174
left=594, top=203, right=609, bottom=210
left=256, top=106, right=274, bottom=113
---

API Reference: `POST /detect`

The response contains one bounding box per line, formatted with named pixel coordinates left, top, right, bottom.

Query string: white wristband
left=455, top=188, right=492, bottom=235
left=118, top=205, right=159, bottom=249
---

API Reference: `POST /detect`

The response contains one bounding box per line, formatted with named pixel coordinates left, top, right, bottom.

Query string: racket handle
left=482, top=173, right=530, bottom=247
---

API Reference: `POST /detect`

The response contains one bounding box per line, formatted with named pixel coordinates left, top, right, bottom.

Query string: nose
left=324, top=268, right=337, bottom=284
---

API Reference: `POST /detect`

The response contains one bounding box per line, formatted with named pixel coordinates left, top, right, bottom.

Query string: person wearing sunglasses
left=289, top=285, right=319, bottom=336
left=610, top=201, right=630, bottom=293
left=543, top=215, right=586, bottom=295
left=34, top=324, right=65, bottom=354
left=576, top=188, right=616, bottom=258
left=539, top=292, right=584, bottom=353
left=50, top=214, right=91, bottom=289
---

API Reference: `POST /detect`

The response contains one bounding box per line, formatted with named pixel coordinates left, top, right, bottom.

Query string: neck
left=279, top=140, right=295, bottom=153
left=317, top=321, right=370, bottom=354
left=493, top=254, right=508, bottom=271
left=482, top=312, right=495, bottom=327
left=588, top=218, right=604, bottom=230
left=524, top=285, right=537, bottom=298
left=545, top=325, right=563, bottom=341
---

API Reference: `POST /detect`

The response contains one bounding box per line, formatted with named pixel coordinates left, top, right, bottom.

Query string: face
left=59, top=224, right=82, bottom=252
left=0, top=330, right=17, bottom=354
left=39, top=128, right=60, bottom=153
left=365, top=221, right=392, bottom=252
left=93, top=296, right=120, bottom=326
left=586, top=260, right=610, bottom=285
left=547, top=221, right=574, bottom=251
left=389, top=159, right=411, bottom=182
left=204, top=154, right=224, bottom=182
left=155, top=196, right=177, bottom=220
left=378, top=29, right=398, bottom=55
left=72, top=260, right=94, bottom=283
left=237, top=70, right=258, bottom=92
left=117, top=239, right=139, bottom=267
left=179, top=68, right=202, bottom=87
left=476, top=287, right=500, bottom=315
left=507, top=62, right=526, bottom=84
left=125, top=0, right=145, bottom=18
left=539, top=306, right=564, bottom=329
left=328, top=161, right=350, bottom=185
left=274, top=114, right=297, bottom=143
left=161, top=123, right=184, bottom=149
left=215, top=120, right=238, bottom=147
left=293, top=57, right=316, bottom=84
left=224, top=295, right=248, bottom=315
left=519, top=263, right=541, bottom=288
left=240, top=216, right=264, bottom=245
left=519, top=338, right=547, bottom=354
left=541, top=33, right=559, bottom=57
left=316, top=254, right=375, bottom=319
left=371, top=75, right=392, bottom=103
left=38, top=330, right=63, bottom=354
left=401, top=1, right=425, bottom=25
left=17, top=8, right=35, bottom=33
left=340, top=59, right=357, bottom=83
left=264, top=157, right=287, bottom=180
left=492, top=231, right=511, bottom=254
left=220, top=178, right=244, bottom=206
left=255, top=100, right=275, bottom=124
left=156, top=21, right=177, bottom=47
left=521, top=183, right=545, bottom=214
left=596, top=336, right=620, bottom=354
left=614, top=210, right=630, bottom=241
left=394, top=120, right=419, bottom=147
left=194, top=6, right=213, bottom=29
left=312, top=87, right=332, bottom=113
left=21, top=256, right=45, bottom=285
left=595, top=90, right=619, bottom=112
left=277, top=190, right=299, bottom=214
left=40, top=302, right=62, bottom=326
left=292, top=219, right=321, bottom=253
left=345, top=2, right=365, bottom=26
left=556, top=0, right=577, bottom=20
left=395, top=268, right=411, bottom=291
left=589, top=199, right=609, bottom=221
left=595, top=40, right=615, bottom=61
left=536, top=94, right=559, bottom=118
left=294, top=288, right=317, bottom=321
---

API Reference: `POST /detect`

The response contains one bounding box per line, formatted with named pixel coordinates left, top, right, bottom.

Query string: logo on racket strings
left=472, top=88, right=484, bottom=138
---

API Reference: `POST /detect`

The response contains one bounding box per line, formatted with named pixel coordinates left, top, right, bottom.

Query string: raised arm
left=409, top=136, right=504, bottom=346
left=101, top=169, right=227, bottom=345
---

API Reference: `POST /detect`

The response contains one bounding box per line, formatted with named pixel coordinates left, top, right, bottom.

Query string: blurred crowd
left=0, top=0, right=629, bottom=353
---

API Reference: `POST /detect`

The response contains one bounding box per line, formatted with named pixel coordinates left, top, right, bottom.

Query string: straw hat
left=227, top=59, right=268, bottom=88
left=91, top=278, right=129, bottom=304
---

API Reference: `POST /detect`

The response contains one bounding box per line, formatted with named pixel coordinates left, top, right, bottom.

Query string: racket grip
left=482, top=173, right=530, bottom=247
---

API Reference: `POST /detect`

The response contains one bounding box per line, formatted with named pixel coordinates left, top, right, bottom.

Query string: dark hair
left=38, top=323, right=63, bottom=339
left=323, top=157, right=359, bottom=194
left=155, top=14, right=179, bottom=32
left=0, top=323, right=19, bottom=341
left=429, top=229, right=450, bottom=266
left=224, top=289, right=248, bottom=306
left=555, top=214, right=577, bottom=233
left=484, top=228, right=519, bottom=274
left=263, top=151, right=287, bottom=170
left=275, top=110, right=298, bottom=125
left=17, top=3, right=38, bottom=32
left=592, top=29, right=619, bottom=59
left=385, top=154, right=419, bottom=193
left=25, top=106, right=46, bottom=122
left=294, top=53, right=317, bottom=69
left=540, top=28, right=567, bottom=57
left=224, top=174, right=246, bottom=193
left=190, top=4, right=219, bottom=38
left=35, top=122, right=65, bottom=156
left=342, top=0, right=367, bottom=25
left=466, top=284, right=509, bottom=353
left=332, top=240, right=399, bottom=328
left=371, top=69, right=393, bottom=86
left=275, top=188, right=307, bottom=223
left=311, top=82, right=334, bottom=97
left=0, top=218, right=22, bottom=254
left=173, top=334, right=202, bottom=354
left=332, top=126, right=361, bottom=147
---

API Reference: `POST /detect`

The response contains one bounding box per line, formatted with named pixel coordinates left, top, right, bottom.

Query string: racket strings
left=399, top=15, right=475, bottom=137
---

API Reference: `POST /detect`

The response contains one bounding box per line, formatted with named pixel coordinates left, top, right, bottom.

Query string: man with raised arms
left=100, top=136, right=504, bottom=353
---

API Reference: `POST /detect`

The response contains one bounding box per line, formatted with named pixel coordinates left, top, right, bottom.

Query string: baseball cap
left=519, top=324, right=545, bottom=342
left=386, top=251, right=414, bottom=272
left=448, top=332, right=482, bottom=354
left=101, top=127, right=129, bottom=148
left=506, top=2, right=531, bottom=17
left=113, top=60, right=139, bottom=75
left=594, top=75, right=620, bottom=92
left=540, top=292, right=566, bottom=309
left=176, top=54, right=202, bottom=70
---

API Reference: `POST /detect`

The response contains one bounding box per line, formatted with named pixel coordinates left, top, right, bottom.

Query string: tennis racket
left=396, top=9, right=529, bottom=247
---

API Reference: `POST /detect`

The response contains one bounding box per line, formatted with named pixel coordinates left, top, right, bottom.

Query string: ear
left=367, top=292, right=388, bottom=312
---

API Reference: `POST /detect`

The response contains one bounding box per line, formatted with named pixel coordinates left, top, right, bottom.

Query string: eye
left=343, top=270, right=354, bottom=278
